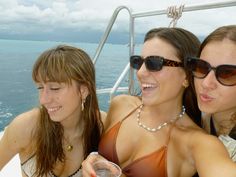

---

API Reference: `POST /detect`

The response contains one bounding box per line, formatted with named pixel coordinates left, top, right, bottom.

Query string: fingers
left=81, top=153, right=107, bottom=177
left=81, top=155, right=96, bottom=177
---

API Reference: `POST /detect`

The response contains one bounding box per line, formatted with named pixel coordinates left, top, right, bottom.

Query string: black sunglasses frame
left=186, top=57, right=236, bottom=86
left=130, top=55, right=183, bottom=72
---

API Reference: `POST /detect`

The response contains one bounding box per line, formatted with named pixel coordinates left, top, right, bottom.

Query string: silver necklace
left=136, top=104, right=185, bottom=132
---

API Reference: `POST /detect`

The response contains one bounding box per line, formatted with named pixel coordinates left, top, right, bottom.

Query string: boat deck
left=0, top=131, right=21, bottom=176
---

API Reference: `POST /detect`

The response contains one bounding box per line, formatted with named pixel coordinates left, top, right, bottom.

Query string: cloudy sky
left=0, top=0, right=235, bottom=43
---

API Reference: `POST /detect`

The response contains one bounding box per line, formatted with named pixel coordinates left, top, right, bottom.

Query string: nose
left=201, top=70, right=217, bottom=90
left=137, top=62, right=149, bottom=77
left=39, top=88, right=52, bottom=105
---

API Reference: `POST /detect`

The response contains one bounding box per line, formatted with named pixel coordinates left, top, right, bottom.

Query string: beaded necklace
left=136, top=104, right=185, bottom=132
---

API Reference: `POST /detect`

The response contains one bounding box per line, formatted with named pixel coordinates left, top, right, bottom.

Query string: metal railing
left=94, top=0, right=236, bottom=100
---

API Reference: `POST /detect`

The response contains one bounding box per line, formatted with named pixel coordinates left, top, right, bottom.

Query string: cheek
left=219, top=87, right=236, bottom=104
left=194, top=79, right=202, bottom=94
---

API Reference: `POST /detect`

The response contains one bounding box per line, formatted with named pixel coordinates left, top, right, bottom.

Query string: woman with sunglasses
left=81, top=27, right=236, bottom=177
left=186, top=25, right=236, bottom=163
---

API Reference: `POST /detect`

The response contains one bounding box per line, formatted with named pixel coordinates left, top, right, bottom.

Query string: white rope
left=167, top=4, right=185, bottom=27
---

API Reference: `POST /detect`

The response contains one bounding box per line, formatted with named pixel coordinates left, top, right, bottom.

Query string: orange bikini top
left=98, top=106, right=173, bottom=177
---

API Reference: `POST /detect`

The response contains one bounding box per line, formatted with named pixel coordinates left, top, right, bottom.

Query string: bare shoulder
left=175, top=118, right=215, bottom=152
left=111, top=94, right=139, bottom=105
left=3, top=108, right=40, bottom=151
left=172, top=118, right=204, bottom=154
left=179, top=117, right=232, bottom=156
left=104, top=94, right=141, bottom=129
left=189, top=130, right=236, bottom=176
left=189, top=129, right=226, bottom=152
left=173, top=124, right=236, bottom=177
left=109, top=94, right=140, bottom=112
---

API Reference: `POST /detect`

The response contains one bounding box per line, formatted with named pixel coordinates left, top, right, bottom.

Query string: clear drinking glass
left=92, top=160, right=122, bottom=177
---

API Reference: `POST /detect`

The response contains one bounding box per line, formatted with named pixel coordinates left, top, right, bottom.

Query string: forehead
left=200, top=39, right=236, bottom=65
left=141, top=38, right=178, bottom=61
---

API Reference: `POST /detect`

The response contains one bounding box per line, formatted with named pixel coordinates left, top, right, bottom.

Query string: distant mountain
left=0, top=29, right=144, bottom=44
left=0, top=29, right=205, bottom=44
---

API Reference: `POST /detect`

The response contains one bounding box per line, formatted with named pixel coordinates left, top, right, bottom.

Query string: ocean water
left=0, top=39, right=141, bottom=131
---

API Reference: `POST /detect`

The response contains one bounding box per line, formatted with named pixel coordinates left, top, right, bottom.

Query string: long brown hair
left=144, top=27, right=201, bottom=125
left=198, top=25, right=236, bottom=135
left=32, top=45, right=103, bottom=176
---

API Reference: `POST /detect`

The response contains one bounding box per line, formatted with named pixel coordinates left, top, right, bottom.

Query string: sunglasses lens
left=130, top=56, right=143, bottom=70
left=217, top=65, right=236, bottom=86
left=187, top=58, right=209, bottom=78
left=145, top=56, right=162, bottom=71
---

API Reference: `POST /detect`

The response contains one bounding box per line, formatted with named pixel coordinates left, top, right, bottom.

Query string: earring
left=81, top=99, right=86, bottom=111
left=183, top=80, right=189, bottom=88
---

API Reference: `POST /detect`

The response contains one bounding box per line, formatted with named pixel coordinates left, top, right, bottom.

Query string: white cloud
left=0, top=0, right=235, bottom=41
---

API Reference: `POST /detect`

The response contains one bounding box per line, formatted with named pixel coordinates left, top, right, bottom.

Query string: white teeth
left=142, top=84, right=155, bottom=88
left=47, top=107, right=60, bottom=112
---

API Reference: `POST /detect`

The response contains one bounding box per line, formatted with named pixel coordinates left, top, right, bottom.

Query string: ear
left=182, top=79, right=189, bottom=88
left=79, top=84, right=89, bottom=100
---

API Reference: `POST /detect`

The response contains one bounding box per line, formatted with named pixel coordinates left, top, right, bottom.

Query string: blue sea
left=0, top=39, right=141, bottom=131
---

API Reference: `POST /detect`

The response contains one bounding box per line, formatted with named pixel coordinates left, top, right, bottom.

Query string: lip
left=141, top=83, right=157, bottom=95
left=199, top=93, right=214, bottom=103
left=46, top=106, right=62, bottom=114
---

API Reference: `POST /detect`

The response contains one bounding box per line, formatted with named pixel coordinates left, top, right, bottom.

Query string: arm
left=192, top=132, right=236, bottom=177
left=0, top=126, right=17, bottom=170
left=0, top=108, right=38, bottom=170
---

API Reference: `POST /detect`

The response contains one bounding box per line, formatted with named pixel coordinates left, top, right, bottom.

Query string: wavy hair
left=32, top=45, right=103, bottom=176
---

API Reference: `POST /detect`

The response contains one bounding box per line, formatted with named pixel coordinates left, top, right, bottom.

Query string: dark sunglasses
left=186, top=57, right=236, bottom=86
left=130, top=55, right=183, bottom=72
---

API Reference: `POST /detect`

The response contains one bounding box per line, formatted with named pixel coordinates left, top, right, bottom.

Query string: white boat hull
left=0, top=131, right=21, bottom=176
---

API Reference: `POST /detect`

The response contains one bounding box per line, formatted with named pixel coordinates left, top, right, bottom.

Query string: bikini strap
left=120, top=104, right=142, bottom=123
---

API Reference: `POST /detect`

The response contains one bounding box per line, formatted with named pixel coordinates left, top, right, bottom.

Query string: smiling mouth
left=47, top=106, right=61, bottom=113
left=142, top=83, right=156, bottom=90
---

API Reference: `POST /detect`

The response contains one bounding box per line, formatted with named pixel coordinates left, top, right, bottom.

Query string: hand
left=81, top=152, right=108, bottom=177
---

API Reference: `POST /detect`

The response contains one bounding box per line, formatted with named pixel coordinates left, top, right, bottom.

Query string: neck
left=143, top=101, right=184, bottom=122
left=63, top=120, right=84, bottom=138
left=63, top=120, right=84, bottom=152
left=61, top=109, right=84, bottom=134
left=212, top=111, right=236, bottom=135
left=137, top=103, right=185, bottom=132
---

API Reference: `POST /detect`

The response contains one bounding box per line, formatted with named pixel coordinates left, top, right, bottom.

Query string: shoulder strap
left=121, top=104, right=142, bottom=123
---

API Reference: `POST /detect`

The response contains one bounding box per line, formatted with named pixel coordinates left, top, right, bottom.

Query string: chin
left=199, top=104, right=215, bottom=114
left=49, top=115, right=62, bottom=122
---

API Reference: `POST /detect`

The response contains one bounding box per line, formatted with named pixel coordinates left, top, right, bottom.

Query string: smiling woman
left=81, top=27, right=236, bottom=177
left=0, top=45, right=104, bottom=177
